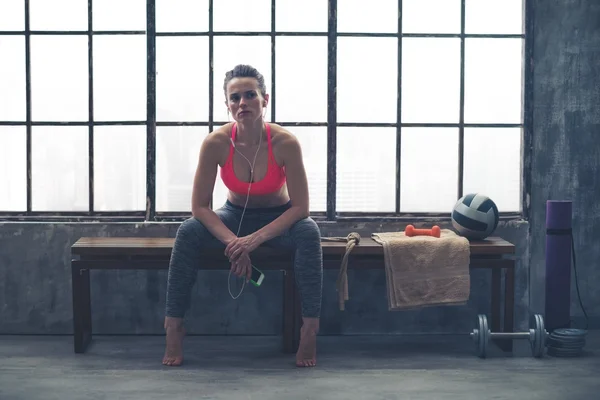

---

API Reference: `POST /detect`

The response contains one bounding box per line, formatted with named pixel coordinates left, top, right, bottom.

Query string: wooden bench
left=71, top=236, right=516, bottom=354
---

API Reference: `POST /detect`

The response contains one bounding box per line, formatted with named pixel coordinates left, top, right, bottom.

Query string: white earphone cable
left=227, top=125, right=263, bottom=299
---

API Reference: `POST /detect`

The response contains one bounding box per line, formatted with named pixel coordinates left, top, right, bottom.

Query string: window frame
left=0, top=0, right=533, bottom=223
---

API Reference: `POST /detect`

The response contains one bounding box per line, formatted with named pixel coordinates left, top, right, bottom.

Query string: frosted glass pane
left=94, top=126, right=146, bottom=211
left=290, top=127, right=327, bottom=212
left=156, top=37, right=209, bottom=121
left=338, top=0, right=397, bottom=33
left=466, top=0, right=523, bottom=34
left=337, top=128, right=396, bottom=212
left=94, top=36, right=146, bottom=121
left=463, top=128, right=521, bottom=212
left=31, top=127, right=88, bottom=211
left=0, top=127, right=26, bottom=211
left=464, top=38, right=523, bottom=124
left=213, top=0, right=270, bottom=32
left=275, top=37, right=327, bottom=122
left=400, top=128, right=458, bottom=212
left=0, top=0, right=24, bottom=31
left=0, top=37, right=26, bottom=121
left=275, top=0, right=327, bottom=32
left=156, top=0, right=209, bottom=32
left=213, top=37, right=272, bottom=123
left=338, top=38, right=397, bottom=123
left=402, top=38, right=460, bottom=123
left=93, top=0, right=146, bottom=31
left=156, top=127, right=207, bottom=212
left=402, top=0, right=461, bottom=34
left=30, top=36, right=88, bottom=121
left=211, top=124, right=229, bottom=209
left=30, top=0, right=87, bottom=31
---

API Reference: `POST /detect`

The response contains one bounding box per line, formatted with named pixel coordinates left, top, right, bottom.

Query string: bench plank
left=71, top=236, right=515, bottom=257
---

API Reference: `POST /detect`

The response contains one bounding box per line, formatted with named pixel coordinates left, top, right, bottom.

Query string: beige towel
left=371, top=229, right=471, bottom=311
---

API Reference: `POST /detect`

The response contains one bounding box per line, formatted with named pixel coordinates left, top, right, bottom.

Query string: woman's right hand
left=231, top=252, right=252, bottom=282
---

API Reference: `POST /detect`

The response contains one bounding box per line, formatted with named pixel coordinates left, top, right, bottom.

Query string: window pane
left=156, top=37, right=209, bottom=122
left=156, top=126, right=207, bottom=212
left=213, top=0, right=270, bottom=32
left=275, top=37, right=327, bottom=122
left=94, top=126, right=146, bottom=211
left=93, top=0, right=146, bottom=31
left=402, top=0, right=461, bottom=34
left=30, top=0, right=87, bottom=31
left=0, top=127, right=26, bottom=211
left=402, top=38, right=460, bottom=123
left=0, top=0, right=25, bottom=31
left=400, top=128, right=458, bottom=212
left=338, top=0, right=397, bottom=33
left=466, top=0, right=523, bottom=34
left=464, top=38, right=523, bottom=124
left=0, top=37, right=26, bottom=121
left=213, top=37, right=272, bottom=123
left=156, top=0, right=208, bottom=32
left=275, top=0, right=327, bottom=32
left=291, top=127, right=326, bottom=212
left=338, top=38, right=397, bottom=123
left=337, top=127, right=396, bottom=212
left=94, top=36, right=146, bottom=121
left=464, top=128, right=521, bottom=212
left=30, top=36, right=88, bottom=121
left=31, top=126, right=88, bottom=211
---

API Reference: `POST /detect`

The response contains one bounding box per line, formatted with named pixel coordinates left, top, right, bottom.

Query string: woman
left=162, top=64, right=323, bottom=368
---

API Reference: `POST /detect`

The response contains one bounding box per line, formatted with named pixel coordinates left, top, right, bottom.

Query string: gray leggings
left=165, top=200, right=323, bottom=319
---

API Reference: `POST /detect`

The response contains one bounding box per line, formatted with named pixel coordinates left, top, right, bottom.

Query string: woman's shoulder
left=204, top=123, right=233, bottom=148
left=268, top=123, right=303, bottom=162
left=269, top=123, right=300, bottom=147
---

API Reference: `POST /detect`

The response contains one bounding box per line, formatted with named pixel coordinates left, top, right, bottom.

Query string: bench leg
left=293, top=284, right=302, bottom=353
left=491, top=267, right=514, bottom=352
left=282, top=269, right=295, bottom=353
left=502, top=267, right=515, bottom=352
left=72, top=260, right=92, bottom=353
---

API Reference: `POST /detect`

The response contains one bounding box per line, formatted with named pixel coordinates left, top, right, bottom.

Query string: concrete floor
left=0, top=332, right=599, bottom=400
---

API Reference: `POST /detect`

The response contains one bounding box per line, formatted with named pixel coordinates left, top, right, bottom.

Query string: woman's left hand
left=225, top=234, right=261, bottom=262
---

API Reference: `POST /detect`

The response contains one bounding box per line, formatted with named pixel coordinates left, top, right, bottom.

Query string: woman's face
left=225, top=77, right=268, bottom=122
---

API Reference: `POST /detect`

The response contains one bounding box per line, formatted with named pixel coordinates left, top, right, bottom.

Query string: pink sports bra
left=220, top=123, right=286, bottom=195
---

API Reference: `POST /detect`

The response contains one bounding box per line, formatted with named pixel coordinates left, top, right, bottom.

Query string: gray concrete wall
left=1, top=0, right=599, bottom=335
left=528, top=0, right=600, bottom=329
left=0, top=221, right=529, bottom=335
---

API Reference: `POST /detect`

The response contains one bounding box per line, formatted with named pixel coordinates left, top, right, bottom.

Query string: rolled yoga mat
left=545, top=200, right=572, bottom=332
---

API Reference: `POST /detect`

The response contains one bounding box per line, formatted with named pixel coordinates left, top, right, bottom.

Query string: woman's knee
left=290, top=217, right=321, bottom=241
left=290, top=217, right=321, bottom=244
left=175, top=217, right=211, bottom=243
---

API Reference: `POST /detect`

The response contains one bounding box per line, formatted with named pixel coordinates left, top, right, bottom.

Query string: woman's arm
left=191, top=133, right=237, bottom=245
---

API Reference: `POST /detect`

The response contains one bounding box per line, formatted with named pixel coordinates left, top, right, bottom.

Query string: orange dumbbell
left=404, top=224, right=441, bottom=238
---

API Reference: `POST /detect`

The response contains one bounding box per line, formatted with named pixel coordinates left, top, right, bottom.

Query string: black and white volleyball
left=451, top=193, right=499, bottom=240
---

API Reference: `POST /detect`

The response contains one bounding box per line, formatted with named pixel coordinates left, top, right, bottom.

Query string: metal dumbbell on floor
left=470, top=314, right=548, bottom=358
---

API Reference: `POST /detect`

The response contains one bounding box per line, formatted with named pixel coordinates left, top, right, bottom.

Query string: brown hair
left=223, top=64, right=267, bottom=98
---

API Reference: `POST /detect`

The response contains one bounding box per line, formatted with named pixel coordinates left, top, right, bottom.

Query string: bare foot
left=162, top=317, right=185, bottom=366
left=296, top=317, right=319, bottom=367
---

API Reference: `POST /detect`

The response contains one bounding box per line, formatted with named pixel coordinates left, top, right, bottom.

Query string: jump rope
left=227, top=123, right=263, bottom=300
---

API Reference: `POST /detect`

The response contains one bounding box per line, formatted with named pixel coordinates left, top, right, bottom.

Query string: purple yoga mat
left=545, top=200, right=572, bottom=331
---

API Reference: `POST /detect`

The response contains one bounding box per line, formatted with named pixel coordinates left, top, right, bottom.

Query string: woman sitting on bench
left=162, top=64, right=323, bottom=368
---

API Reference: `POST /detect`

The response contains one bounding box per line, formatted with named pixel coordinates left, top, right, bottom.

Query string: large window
left=0, top=0, right=527, bottom=221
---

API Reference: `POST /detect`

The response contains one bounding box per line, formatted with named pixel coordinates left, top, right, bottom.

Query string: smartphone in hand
left=250, top=265, right=265, bottom=287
